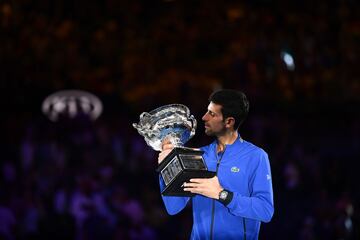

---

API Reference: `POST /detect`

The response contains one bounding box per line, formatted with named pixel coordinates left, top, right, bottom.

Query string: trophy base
left=157, top=147, right=216, bottom=196
left=161, top=170, right=216, bottom=196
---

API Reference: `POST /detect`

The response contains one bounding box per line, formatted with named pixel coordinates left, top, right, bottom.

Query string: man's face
left=202, top=102, right=226, bottom=136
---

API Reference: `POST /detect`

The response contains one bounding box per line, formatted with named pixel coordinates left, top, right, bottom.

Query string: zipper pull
left=215, top=145, right=227, bottom=174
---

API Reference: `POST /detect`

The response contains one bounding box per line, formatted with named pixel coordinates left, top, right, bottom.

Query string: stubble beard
left=204, top=130, right=214, bottom=136
left=204, top=127, right=226, bottom=137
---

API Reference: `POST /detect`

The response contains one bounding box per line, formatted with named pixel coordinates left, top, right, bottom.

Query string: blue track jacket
left=159, top=135, right=274, bottom=240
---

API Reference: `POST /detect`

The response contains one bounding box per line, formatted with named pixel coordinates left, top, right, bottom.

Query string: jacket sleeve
left=159, top=176, right=190, bottom=215
left=226, top=150, right=274, bottom=222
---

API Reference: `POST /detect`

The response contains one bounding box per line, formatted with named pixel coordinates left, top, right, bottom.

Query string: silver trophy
left=133, top=104, right=215, bottom=196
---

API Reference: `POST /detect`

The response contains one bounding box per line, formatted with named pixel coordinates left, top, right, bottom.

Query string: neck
left=216, top=130, right=238, bottom=152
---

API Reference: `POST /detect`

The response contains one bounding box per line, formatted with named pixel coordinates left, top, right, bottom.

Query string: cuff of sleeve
left=218, top=190, right=234, bottom=206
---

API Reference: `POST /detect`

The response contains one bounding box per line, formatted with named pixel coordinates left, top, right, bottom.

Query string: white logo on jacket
left=231, top=167, right=240, bottom=173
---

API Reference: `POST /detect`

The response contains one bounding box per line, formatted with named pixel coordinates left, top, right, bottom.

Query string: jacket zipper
left=243, top=218, right=247, bottom=240
left=210, top=146, right=226, bottom=240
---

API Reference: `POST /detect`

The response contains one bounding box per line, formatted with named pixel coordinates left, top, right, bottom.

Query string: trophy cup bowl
left=133, top=104, right=216, bottom=196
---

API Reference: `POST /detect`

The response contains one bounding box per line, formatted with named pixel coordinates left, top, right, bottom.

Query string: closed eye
left=208, top=111, right=215, bottom=117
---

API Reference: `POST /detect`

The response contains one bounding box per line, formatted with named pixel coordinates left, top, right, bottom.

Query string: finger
left=158, top=149, right=174, bottom=163
left=164, top=149, right=173, bottom=154
left=183, top=188, right=196, bottom=192
left=189, top=178, right=205, bottom=183
left=183, top=187, right=201, bottom=192
left=162, top=138, right=172, bottom=145
left=183, top=182, right=198, bottom=188
left=159, top=149, right=172, bottom=157
left=158, top=155, right=164, bottom=164
left=162, top=143, right=174, bottom=151
left=158, top=152, right=167, bottom=163
left=159, top=149, right=170, bottom=156
left=211, top=176, right=219, bottom=181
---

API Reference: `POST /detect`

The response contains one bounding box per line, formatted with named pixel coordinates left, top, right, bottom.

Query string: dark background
left=0, top=0, right=359, bottom=239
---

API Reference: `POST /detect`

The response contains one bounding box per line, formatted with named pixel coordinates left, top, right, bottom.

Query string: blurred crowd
left=1, top=0, right=359, bottom=239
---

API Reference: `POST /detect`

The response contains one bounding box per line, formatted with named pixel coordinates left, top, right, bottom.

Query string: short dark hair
left=209, top=89, right=249, bottom=130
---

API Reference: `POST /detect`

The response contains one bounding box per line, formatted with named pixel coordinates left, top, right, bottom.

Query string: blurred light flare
left=281, top=51, right=295, bottom=71
left=42, top=90, right=103, bottom=122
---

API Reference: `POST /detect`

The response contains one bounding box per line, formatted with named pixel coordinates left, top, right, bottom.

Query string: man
left=158, top=89, right=274, bottom=240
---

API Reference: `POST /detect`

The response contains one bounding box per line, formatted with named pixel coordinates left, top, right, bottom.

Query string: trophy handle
left=190, top=115, right=197, bottom=129
left=140, top=112, right=151, bottom=119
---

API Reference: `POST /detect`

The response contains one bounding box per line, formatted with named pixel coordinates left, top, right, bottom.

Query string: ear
left=225, top=117, right=235, bottom=129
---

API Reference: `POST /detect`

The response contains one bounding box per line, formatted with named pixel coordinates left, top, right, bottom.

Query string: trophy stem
left=163, top=132, right=185, bottom=149
left=169, top=138, right=182, bottom=148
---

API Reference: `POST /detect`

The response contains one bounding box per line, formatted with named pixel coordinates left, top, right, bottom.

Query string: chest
left=205, top=152, right=254, bottom=195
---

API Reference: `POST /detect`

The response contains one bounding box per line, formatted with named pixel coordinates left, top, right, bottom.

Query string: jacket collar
left=210, top=133, right=244, bottom=154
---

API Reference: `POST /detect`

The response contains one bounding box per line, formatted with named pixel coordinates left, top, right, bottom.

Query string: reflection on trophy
left=133, top=104, right=215, bottom=196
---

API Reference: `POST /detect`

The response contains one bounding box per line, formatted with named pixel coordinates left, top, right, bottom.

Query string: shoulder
left=199, top=140, right=216, bottom=153
left=236, top=140, right=271, bottom=174
left=241, top=140, right=269, bottom=161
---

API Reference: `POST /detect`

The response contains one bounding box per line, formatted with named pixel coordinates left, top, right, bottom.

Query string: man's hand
left=183, top=176, right=223, bottom=199
left=158, top=139, right=174, bottom=164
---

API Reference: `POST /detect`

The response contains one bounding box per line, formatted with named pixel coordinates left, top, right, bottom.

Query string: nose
left=202, top=113, right=208, bottom=121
